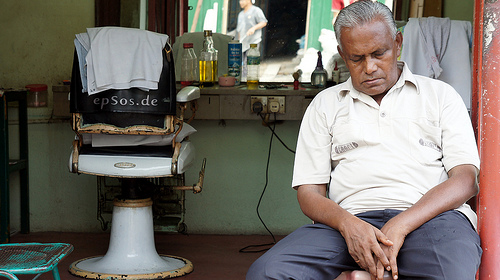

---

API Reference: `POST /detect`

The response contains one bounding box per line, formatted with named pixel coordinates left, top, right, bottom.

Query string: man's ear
left=337, top=45, right=348, bottom=69
left=395, top=31, right=403, bottom=57
left=337, top=45, right=343, bottom=58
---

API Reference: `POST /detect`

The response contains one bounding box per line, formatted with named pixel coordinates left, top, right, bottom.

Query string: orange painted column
left=476, top=1, right=500, bottom=279
left=470, top=0, right=484, bottom=214
left=471, top=0, right=483, bottom=140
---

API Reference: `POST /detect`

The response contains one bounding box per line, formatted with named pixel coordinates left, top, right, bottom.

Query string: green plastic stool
left=0, top=243, right=73, bottom=280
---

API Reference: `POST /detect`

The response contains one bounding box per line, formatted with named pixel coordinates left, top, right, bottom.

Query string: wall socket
left=251, top=96, right=285, bottom=114
left=268, top=96, right=285, bottom=114
left=251, top=96, right=268, bottom=113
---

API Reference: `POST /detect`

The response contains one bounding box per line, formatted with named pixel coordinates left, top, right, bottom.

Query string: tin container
left=228, top=41, right=242, bottom=86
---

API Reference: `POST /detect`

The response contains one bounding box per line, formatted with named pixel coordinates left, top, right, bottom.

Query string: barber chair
left=67, top=32, right=205, bottom=279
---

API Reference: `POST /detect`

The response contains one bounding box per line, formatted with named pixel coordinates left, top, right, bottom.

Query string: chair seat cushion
left=80, top=145, right=174, bottom=157
left=70, top=141, right=195, bottom=177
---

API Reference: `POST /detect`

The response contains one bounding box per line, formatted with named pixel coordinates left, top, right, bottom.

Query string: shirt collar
left=337, top=61, right=419, bottom=102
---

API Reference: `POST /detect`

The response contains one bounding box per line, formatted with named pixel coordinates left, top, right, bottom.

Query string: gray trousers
left=246, top=209, right=482, bottom=280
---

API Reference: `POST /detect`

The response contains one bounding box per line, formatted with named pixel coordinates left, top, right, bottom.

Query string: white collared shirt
left=292, top=62, right=480, bottom=228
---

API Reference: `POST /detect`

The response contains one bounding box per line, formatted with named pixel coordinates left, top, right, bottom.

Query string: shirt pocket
left=331, top=123, right=367, bottom=163
left=409, top=122, right=443, bottom=166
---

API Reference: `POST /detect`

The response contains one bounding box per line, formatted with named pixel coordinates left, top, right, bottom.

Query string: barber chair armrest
left=176, top=86, right=200, bottom=102
left=177, top=86, right=200, bottom=123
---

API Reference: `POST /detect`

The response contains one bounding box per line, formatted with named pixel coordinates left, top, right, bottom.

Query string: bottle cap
left=204, top=30, right=213, bottom=36
left=315, top=51, right=324, bottom=70
left=250, top=43, right=258, bottom=48
left=25, top=84, right=48, bottom=92
left=183, top=43, right=194, bottom=48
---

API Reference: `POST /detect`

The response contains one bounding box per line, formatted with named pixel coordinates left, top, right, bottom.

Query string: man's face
left=239, top=0, right=251, bottom=9
left=338, top=19, right=402, bottom=99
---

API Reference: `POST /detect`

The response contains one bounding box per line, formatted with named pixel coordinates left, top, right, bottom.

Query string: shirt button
left=380, top=111, right=386, bottom=117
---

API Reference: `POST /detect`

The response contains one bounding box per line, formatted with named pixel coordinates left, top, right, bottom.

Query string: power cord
left=239, top=113, right=295, bottom=253
left=239, top=118, right=276, bottom=253
left=259, top=113, right=295, bottom=154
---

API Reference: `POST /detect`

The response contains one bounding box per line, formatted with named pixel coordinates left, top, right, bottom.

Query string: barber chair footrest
left=69, top=255, right=193, bottom=279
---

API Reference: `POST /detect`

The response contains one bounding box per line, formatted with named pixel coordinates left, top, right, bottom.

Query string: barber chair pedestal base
left=69, top=198, right=193, bottom=279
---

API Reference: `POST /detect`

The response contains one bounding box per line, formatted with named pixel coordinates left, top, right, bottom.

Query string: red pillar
left=476, top=1, right=500, bottom=279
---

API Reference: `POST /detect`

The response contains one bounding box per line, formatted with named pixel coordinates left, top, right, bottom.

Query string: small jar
left=25, top=84, right=48, bottom=107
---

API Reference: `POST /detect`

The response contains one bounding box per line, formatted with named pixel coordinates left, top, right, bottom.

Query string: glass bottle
left=332, top=61, right=340, bottom=85
left=246, top=43, right=260, bottom=90
left=311, top=51, right=328, bottom=88
left=180, top=43, right=198, bottom=87
left=199, top=30, right=218, bottom=87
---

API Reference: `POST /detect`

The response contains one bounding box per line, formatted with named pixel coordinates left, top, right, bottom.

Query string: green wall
left=0, top=0, right=475, bottom=235
left=22, top=120, right=309, bottom=235
left=444, top=0, right=474, bottom=22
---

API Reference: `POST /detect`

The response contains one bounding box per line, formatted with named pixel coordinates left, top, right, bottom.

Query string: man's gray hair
left=334, top=0, right=397, bottom=51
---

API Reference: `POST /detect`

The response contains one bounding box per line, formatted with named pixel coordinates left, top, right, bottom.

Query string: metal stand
left=69, top=196, right=193, bottom=279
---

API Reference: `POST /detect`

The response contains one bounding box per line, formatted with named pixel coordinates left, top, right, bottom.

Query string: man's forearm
left=297, top=184, right=352, bottom=230
left=384, top=164, right=478, bottom=235
left=252, top=21, right=267, bottom=31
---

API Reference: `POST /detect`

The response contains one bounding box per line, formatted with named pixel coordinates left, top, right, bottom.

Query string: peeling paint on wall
left=484, top=11, right=498, bottom=49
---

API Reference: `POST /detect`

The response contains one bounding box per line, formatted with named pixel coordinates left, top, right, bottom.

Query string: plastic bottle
left=311, top=51, right=328, bottom=88
left=332, top=61, right=340, bottom=85
left=246, top=44, right=260, bottom=89
left=199, top=30, right=218, bottom=87
left=180, top=43, right=198, bottom=87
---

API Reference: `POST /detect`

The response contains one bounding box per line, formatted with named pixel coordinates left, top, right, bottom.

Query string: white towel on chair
left=85, top=27, right=169, bottom=95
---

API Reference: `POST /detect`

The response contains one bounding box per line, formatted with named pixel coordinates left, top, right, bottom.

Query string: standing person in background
left=236, top=0, right=267, bottom=78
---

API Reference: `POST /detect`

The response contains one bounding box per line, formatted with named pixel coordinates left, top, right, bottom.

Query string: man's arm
left=378, top=164, right=479, bottom=280
left=297, top=184, right=393, bottom=278
left=246, top=21, right=267, bottom=36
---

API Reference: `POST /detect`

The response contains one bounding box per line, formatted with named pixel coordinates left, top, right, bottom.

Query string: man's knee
left=246, top=254, right=286, bottom=280
left=398, top=210, right=482, bottom=278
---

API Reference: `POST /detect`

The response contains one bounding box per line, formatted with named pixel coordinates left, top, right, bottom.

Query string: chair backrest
left=70, top=42, right=177, bottom=132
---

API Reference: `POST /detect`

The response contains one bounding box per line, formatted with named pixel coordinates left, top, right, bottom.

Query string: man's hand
left=246, top=27, right=256, bottom=36
left=377, top=222, right=407, bottom=280
left=339, top=215, right=394, bottom=280
left=372, top=164, right=479, bottom=280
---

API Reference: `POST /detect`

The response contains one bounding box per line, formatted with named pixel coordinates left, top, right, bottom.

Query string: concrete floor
left=10, top=232, right=283, bottom=280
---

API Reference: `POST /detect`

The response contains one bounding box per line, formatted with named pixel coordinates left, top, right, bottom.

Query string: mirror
left=106, top=0, right=395, bottom=83
left=187, top=0, right=394, bottom=83
left=119, top=0, right=148, bottom=29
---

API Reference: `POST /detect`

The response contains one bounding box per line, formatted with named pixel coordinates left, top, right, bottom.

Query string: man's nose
left=364, top=57, right=378, bottom=74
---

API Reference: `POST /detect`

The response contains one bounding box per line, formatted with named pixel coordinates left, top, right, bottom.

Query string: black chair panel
left=70, top=43, right=177, bottom=116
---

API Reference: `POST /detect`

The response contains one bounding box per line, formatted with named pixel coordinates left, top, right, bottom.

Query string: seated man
left=246, top=1, right=482, bottom=279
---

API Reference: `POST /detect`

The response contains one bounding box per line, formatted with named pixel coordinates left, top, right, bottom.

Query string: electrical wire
left=259, top=113, right=296, bottom=154
left=239, top=113, right=295, bottom=253
left=239, top=118, right=276, bottom=253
